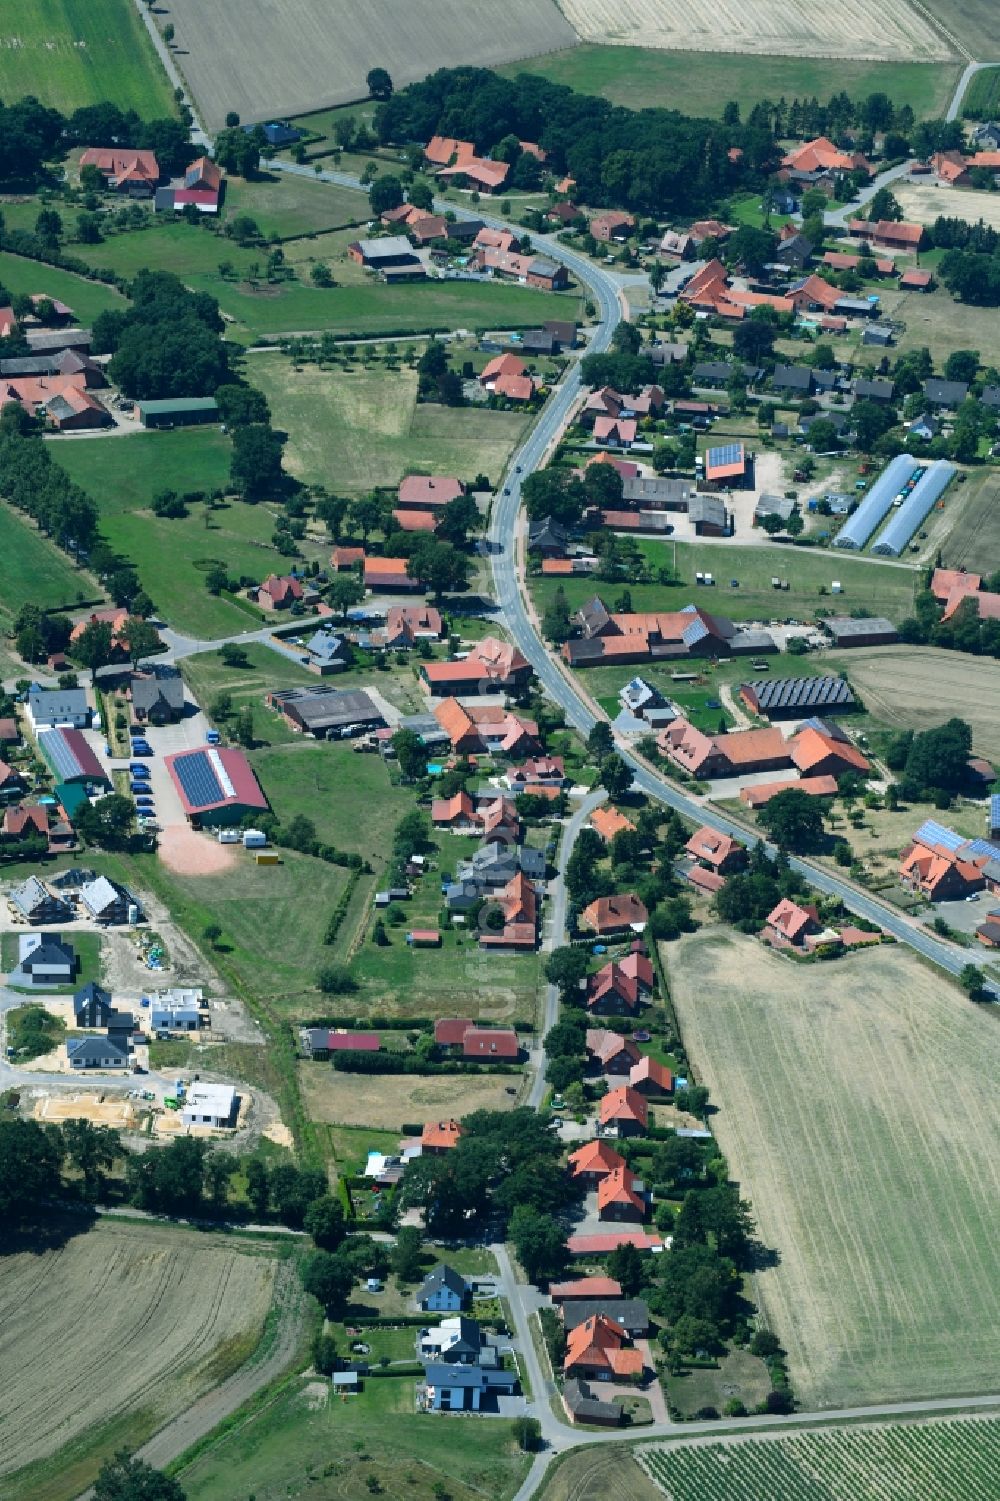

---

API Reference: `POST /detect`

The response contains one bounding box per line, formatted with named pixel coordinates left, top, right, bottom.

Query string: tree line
left=0, top=95, right=195, bottom=186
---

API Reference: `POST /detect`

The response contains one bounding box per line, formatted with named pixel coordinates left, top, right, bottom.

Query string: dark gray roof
left=28, top=686, right=89, bottom=720
left=622, top=475, right=694, bottom=506
left=744, top=675, right=855, bottom=712
left=692, top=361, right=736, bottom=384
left=853, top=378, right=894, bottom=401
left=131, top=669, right=184, bottom=714
left=923, top=377, right=969, bottom=406
left=26, top=328, right=91, bottom=352
left=824, top=616, right=897, bottom=641
left=980, top=385, right=1000, bottom=409
left=754, top=493, right=796, bottom=521
left=771, top=365, right=812, bottom=392
left=67, top=1035, right=129, bottom=1065
left=22, top=934, right=75, bottom=969
left=689, top=495, right=728, bottom=527
left=306, top=630, right=348, bottom=661
left=811, top=369, right=838, bottom=391
left=74, top=981, right=113, bottom=1020
left=800, top=410, right=851, bottom=434
left=530, top=256, right=560, bottom=277
left=521, top=329, right=557, bottom=353
left=418, top=1263, right=468, bottom=1300
left=10, top=876, right=69, bottom=919
left=562, top=1299, right=650, bottom=1332
left=270, top=685, right=383, bottom=732
left=578, top=597, right=612, bottom=638
left=564, top=1377, right=621, bottom=1422
left=423, top=1362, right=516, bottom=1390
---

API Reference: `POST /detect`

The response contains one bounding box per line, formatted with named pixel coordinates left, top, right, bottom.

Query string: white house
left=26, top=687, right=92, bottom=730
left=181, top=1082, right=236, bottom=1128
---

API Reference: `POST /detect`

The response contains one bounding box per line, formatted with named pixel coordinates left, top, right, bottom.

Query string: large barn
left=164, top=746, right=268, bottom=827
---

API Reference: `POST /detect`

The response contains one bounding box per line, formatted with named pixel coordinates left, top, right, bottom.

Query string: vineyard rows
left=640, top=1417, right=1000, bottom=1501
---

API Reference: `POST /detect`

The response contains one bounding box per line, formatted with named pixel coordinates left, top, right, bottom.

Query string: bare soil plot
left=665, top=929, right=1000, bottom=1409
left=558, top=0, right=954, bottom=61
left=158, top=825, right=240, bottom=877
left=824, top=644, right=1000, bottom=753
left=299, top=1062, right=520, bottom=1129
left=161, top=0, right=576, bottom=130
left=896, top=179, right=1000, bottom=229
left=0, top=1219, right=277, bottom=1501
left=34, top=1092, right=138, bottom=1128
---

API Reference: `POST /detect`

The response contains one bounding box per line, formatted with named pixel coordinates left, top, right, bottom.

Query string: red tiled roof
left=568, top=1139, right=625, bottom=1179
left=629, top=1056, right=673, bottom=1093
left=421, top=1119, right=465, bottom=1149
left=434, top=1017, right=475, bottom=1045
left=550, top=1276, right=623, bottom=1301
left=767, top=898, right=818, bottom=943
left=326, top=1032, right=380, bottom=1051
left=599, top=1085, right=648, bottom=1129
left=393, top=508, right=438, bottom=532
left=598, top=1164, right=645, bottom=1216
left=582, top=893, right=648, bottom=935
left=398, top=474, right=463, bottom=507
left=590, top=805, right=635, bottom=841
left=462, top=1027, right=519, bottom=1059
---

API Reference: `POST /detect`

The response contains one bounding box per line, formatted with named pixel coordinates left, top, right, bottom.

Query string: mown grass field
left=641, top=1417, right=1000, bottom=1501
left=939, top=468, right=1000, bottom=575
left=666, top=929, right=1000, bottom=1409
left=0, top=0, right=174, bottom=116
left=0, top=503, right=96, bottom=629
left=300, top=1061, right=523, bottom=1131
left=250, top=356, right=530, bottom=493
left=0, top=1218, right=276, bottom=1501
left=530, top=540, right=919, bottom=625
left=0, top=251, right=125, bottom=326
left=178, top=1369, right=531, bottom=1501
left=57, top=428, right=234, bottom=515
left=223, top=173, right=370, bottom=239
left=499, top=45, right=960, bottom=119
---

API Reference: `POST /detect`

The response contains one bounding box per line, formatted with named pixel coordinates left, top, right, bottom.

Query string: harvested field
left=299, top=1062, right=520, bottom=1130
left=0, top=1219, right=277, bottom=1501
left=557, top=0, right=954, bottom=61
left=896, top=179, right=1000, bottom=230
left=161, top=0, right=576, bottom=130
left=824, top=644, right=1000, bottom=753
left=666, top=929, right=1000, bottom=1409
left=939, top=469, right=1000, bottom=576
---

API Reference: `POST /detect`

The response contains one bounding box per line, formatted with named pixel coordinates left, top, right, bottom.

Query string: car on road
left=205, top=729, right=221, bottom=745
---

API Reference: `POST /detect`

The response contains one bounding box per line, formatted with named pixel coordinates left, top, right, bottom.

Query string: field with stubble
left=824, top=644, right=1000, bottom=754
left=0, top=1220, right=277, bottom=1501
left=160, top=0, right=576, bottom=128
left=557, top=0, right=954, bottom=62
left=665, top=929, right=1000, bottom=1410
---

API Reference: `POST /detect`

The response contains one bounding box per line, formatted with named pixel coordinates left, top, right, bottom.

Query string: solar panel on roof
left=965, top=838, right=1000, bottom=860
left=707, top=442, right=742, bottom=468
left=914, top=819, right=965, bottom=853
left=682, top=618, right=709, bottom=647
left=173, top=750, right=224, bottom=809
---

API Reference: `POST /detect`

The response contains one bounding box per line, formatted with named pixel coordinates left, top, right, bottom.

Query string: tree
left=511, top=1416, right=542, bottom=1452
left=607, top=1240, right=644, bottom=1296
left=230, top=423, right=285, bottom=498
left=215, top=382, right=270, bottom=428
left=733, top=318, right=775, bottom=362
left=311, top=1330, right=339, bottom=1376
left=587, top=721, right=614, bottom=760
left=35, top=208, right=62, bottom=243
left=61, top=1119, right=118, bottom=1200
left=543, top=945, right=590, bottom=999
left=509, top=1204, right=566, bottom=1282
left=301, top=1249, right=355, bottom=1315
left=245, top=1157, right=270, bottom=1219
left=598, top=753, right=633, bottom=799
left=369, top=174, right=404, bottom=216
left=73, top=618, right=115, bottom=681
left=202, top=922, right=223, bottom=948
left=758, top=789, right=827, bottom=853
left=436, top=492, right=480, bottom=547
left=0, top=1117, right=64, bottom=1223
left=408, top=538, right=470, bottom=600
left=234, top=704, right=254, bottom=748
left=868, top=187, right=902, bottom=223
left=76, top=211, right=102, bottom=244
left=303, top=1194, right=347, bottom=1250
left=93, top=1452, right=186, bottom=1501
left=904, top=718, right=972, bottom=791
left=350, top=493, right=384, bottom=541
left=725, top=224, right=777, bottom=277
left=213, top=126, right=261, bottom=178
left=521, top=467, right=586, bottom=527
left=804, top=417, right=839, bottom=452
left=316, top=494, right=350, bottom=539
left=390, top=1224, right=424, bottom=1283
left=542, top=584, right=571, bottom=644
left=392, top=726, right=428, bottom=780
left=367, top=67, right=394, bottom=99
left=76, top=793, right=135, bottom=851
left=121, top=615, right=160, bottom=668
left=328, top=572, right=365, bottom=619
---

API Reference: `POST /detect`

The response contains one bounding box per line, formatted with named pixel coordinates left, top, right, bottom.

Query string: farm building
left=702, top=442, right=751, bottom=490
left=563, top=1378, right=623, bottom=1426
left=550, top=1277, right=623, bottom=1302
left=181, top=1083, right=236, bottom=1128
left=136, top=397, right=219, bottom=429
left=835, top=454, right=953, bottom=552
left=347, top=237, right=424, bottom=276
left=739, top=677, right=855, bottom=719
left=823, top=617, right=899, bottom=647
left=267, top=685, right=385, bottom=737
left=658, top=718, right=789, bottom=779
left=37, top=728, right=109, bottom=787
left=164, top=746, right=268, bottom=827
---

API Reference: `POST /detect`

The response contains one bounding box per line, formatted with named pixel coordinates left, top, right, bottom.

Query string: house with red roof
left=550, top=1276, right=623, bottom=1302
left=740, top=774, right=838, bottom=809
left=593, top=415, right=637, bottom=448
left=432, top=699, right=539, bottom=757
left=421, top=636, right=532, bottom=696
left=256, top=573, right=316, bottom=611
left=462, top=1027, right=520, bottom=1060
left=326, top=1031, right=381, bottom=1053
left=658, top=717, right=789, bottom=780
left=80, top=147, right=159, bottom=192
left=421, top=1119, right=465, bottom=1153
left=685, top=825, right=746, bottom=874
left=331, top=546, right=365, bottom=572
left=629, top=1056, right=673, bottom=1097
left=586, top=960, right=645, bottom=1016
left=781, top=136, right=872, bottom=176
left=590, top=211, right=635, bottom=243
left=431, top=791, right=479, bottom=829
left=599, top=1085, right=648, bottom=1137
left=479, top=871, right=538, bottom=949
left=480, top=353, right=526, bottom=389
left=789, top=721, right=871, bottom=779
left=589, top=805, right=636, bottom=842
left=397, top=475, right=464, bottom=511
left=494, top=371, right=536, bottom=402
left=3, top=804, right=49, bottom=840
left=567, top=1138, right=625, bottom=1183
left=765, top=898, right=821, bottom=948
left=586, top=1028, right=640, bottom=1076
left=899, top=831, right=989, bottom=901
left=564, top=1315, right=644, bottom=1380
left=364, top=556, right=422, bottom=593
left=581, top=893, right=648, bottom=939
left=597, top=1164, right=647, bottom=1222
left=434, top=1017, right=475, bottom=1047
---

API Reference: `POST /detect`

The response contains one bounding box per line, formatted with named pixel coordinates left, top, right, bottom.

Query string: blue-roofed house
left=248, top=121, right=303, bottom=147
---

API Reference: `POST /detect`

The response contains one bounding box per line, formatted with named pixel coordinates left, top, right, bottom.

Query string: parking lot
left=110, top=692, right=212, bottom=837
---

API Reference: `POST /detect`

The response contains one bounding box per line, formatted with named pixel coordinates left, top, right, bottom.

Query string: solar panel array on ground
left=743, top=676, right=854, bottom=713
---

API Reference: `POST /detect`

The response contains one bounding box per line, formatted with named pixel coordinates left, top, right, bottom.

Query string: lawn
left=0, top=503, right=98, bottom=629
left=853, top=283, right=1000, bottom=367
left=498, top=46, right=960, bottom=121
left=0, top=252, right=126, bottom=326
left=77, top=220, right=258, bottom=282
left=300, top=1062, right=523, bottom=1130
left=57, top=428, right=234, bottom=516
left=223, top=172, right=370, bottom=239
left=250, top=741, right=414, bottom=865
left=665, top=1346, right=771, bottom=1418
left=666, top=929, right=1000, bottom=1409
left=0, top=0, right=174, bottom=116
left=250, top=356, right=530, bottom=492
left=1, top=930, right=102, bottom=992
left=177, top=1370, right=531, bottom=1501
left=530, top=540, right=919, bottom=625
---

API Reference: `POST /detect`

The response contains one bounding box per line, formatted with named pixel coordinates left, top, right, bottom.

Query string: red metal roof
left=326, top=1032, right=380, bottom=1051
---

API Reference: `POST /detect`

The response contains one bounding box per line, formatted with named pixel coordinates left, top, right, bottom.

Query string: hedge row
left=332, top=1053, right=521, bottom=1076
left=324, top=865, right=362, bottom=945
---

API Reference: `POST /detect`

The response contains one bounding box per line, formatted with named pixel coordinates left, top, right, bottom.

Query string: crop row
left=641, top=1417, right=1000, bottom=1501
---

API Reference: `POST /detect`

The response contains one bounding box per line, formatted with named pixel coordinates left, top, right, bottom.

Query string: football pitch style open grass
left=529, top=539, right=919, bottom=625
left=499, top=45, right=961, bottom=120
left=641, top=1418, right=1000, bottom=1501
left=666, top=929, right=1000, bottom=1410
left=0, top=1218, right=278, bottom=1501
left=249, top=357, right=532, bottom=493
left=0, top=0, right=175, bottom=116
